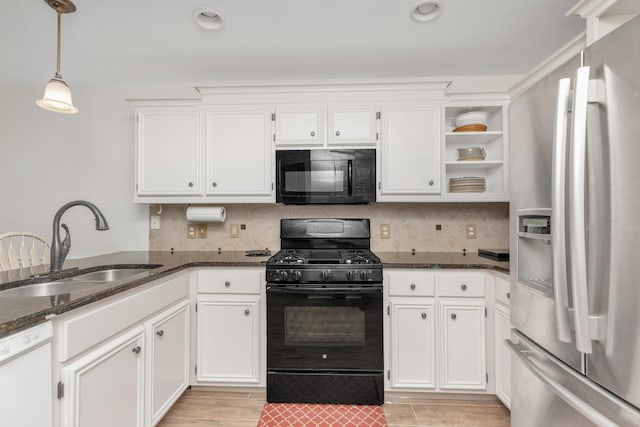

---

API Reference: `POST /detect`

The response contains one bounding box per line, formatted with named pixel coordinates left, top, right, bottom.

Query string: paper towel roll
left=186, top=206, right=226, bottom=223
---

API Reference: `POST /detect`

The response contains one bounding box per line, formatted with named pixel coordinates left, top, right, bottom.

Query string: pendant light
left=36, top=0, right=79, bottom=114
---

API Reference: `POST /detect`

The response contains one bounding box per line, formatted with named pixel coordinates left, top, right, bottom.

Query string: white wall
left=0, top=84, right=170, bottom=257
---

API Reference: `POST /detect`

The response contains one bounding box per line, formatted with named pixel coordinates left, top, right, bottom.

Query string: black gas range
left=266, top=218, right=384, bottom=405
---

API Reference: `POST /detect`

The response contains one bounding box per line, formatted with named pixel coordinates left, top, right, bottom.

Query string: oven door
left=275, top=149, right=375, bottom=204
left=267, top=284, right=383, bottom=372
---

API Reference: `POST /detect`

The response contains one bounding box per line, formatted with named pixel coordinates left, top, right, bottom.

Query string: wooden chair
left=0, top=232, right=51, bottom=272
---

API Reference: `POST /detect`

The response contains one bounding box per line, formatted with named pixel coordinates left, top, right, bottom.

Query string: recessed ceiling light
left=412, top=0, right=441, bottom=22
left=193, top=8, right=224, bottom=30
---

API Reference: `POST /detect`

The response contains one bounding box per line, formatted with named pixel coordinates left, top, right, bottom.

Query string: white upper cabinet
left=206, top=108, right=274, bottom=199
left=379, top=105, right=442, bottom=199
left=275, top=106, right=324, bottom=146
left=328, top=106, right=377, bottom=146
left=136, top=108, right=202, bottom=196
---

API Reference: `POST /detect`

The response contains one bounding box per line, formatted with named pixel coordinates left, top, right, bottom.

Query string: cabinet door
left=439, top=299, right=486, bottom=390
left=328, top=106, right=377, bottom=146
left=206, top=108, right=273, bottom=198
left=136, top=109, right=201, bottom=196
left=147, top=300, right=189, bottom=426
left=275, top=107, right=323, bottom=146
left=494, top=304, right=511, bottom=408
left=389, top=298, right=436, bottom=389
left=196, top=295, right=261, bottom=383
left=379, top=106, right=441, bottom=197
left=60, top=326, right=145, bottom=427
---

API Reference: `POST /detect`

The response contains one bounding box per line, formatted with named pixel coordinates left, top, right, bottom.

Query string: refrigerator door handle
left=551, top=77, right=573, bottom=343
left=506, top=338, right=617, bottom=427
left=568, top=66, right=593, bottom=354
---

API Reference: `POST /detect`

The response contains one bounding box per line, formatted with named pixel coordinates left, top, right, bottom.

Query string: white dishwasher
left=0, top=321, right=53, bottom=427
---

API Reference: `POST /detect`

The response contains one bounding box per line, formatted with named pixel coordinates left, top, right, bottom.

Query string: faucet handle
left=60, top=223, right=71, bottom=258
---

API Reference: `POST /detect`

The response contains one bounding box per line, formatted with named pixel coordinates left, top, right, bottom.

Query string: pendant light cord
left=55, top=10, right=61, bottom=78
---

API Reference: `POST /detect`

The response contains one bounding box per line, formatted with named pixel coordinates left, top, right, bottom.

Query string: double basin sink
left=0, top=266, right=161, bottom=298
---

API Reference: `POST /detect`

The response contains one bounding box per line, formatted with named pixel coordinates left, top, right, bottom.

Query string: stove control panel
left=267, top=268, right=382, bottom=283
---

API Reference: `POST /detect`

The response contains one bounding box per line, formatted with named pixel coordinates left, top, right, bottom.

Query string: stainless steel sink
left=69, top=268, right=152, bottom=282
left=0, top=281, right=102, bottom=297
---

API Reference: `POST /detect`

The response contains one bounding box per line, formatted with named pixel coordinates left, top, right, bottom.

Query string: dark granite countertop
left=0, top=250, right=508, bottom=338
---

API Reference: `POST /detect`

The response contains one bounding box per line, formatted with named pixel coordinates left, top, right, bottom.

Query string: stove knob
left=319, top=270, right=330, bottom=281
left=279, top=270, right=289, bottom=281
left=293, top=270, right=302, bottom=281
left=360, top=270, right=371, bottom=280
left=347, top=271, right=356, bottom=281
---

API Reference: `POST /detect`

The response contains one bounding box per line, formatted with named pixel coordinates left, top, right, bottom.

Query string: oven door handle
left=347, top=160, right=353, bottom=196
left=267, top=286, right=381, bottom=295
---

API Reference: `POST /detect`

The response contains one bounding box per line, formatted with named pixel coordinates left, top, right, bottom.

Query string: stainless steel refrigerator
left=508, top=14, right=640, bottom=427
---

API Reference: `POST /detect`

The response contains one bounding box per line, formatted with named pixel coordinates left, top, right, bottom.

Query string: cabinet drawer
left=494, top=274, right=511, bottom=306
left=438, top=273, right=485, bottom=297
left=196, top=268, right=263, bottom=294
left=388, top=270, right=435, bottom=296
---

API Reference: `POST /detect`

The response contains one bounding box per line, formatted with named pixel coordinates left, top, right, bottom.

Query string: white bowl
left=457, top=147, right=486, bottom=160
left=455, top=111, right=490, bottom=128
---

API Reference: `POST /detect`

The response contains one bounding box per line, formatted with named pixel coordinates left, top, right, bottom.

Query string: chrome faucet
left=50, top=200, right=109, bottom=272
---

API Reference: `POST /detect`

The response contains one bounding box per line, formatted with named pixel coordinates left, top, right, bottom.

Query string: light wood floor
left=158, top=389, right=510, bottom=427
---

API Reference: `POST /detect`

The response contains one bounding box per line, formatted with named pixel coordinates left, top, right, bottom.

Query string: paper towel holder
left=185, top=206, right=226, bottom=223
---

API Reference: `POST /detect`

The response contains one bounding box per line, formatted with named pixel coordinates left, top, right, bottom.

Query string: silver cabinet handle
left=451, top=313, right=457, bottom=320
left=225, top=281, right=231, bottom=287
left=212, top=182, right=217, bottom=187
left=310, top=131, right=316, bottom=137
left=132, top=346, right=141, bottom=354
left=410, top=283, right=416, bottom=290
left=461, top=284, right=467, bottom=291
left=244, top=309, right=250, bottom=315
left=156, top=330, right=164, bottom=337
left=421, top=312, right=427, bottom=319
left=428, top=180, right=434, bottom=186
left=188, top=182, right=194, bottom=187
left=335, top=130, right=340, bottom=136
left=507, top=292, right=511, bottom=299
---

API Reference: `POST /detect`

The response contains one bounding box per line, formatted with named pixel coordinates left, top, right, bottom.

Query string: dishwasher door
left=0, top=322, right=53, bottom=427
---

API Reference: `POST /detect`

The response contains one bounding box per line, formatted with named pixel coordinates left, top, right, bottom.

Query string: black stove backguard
left=266, top=218, right=384, bottom=405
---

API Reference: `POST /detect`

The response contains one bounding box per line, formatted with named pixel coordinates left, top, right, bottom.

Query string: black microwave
left=276, top=149, right=376, bottom=204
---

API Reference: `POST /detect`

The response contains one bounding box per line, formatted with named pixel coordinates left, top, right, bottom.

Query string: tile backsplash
left=149, top=203, right=509, bottom=253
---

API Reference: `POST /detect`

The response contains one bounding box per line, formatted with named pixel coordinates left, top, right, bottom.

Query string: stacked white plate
left=449, top=176, right=486, bottom=193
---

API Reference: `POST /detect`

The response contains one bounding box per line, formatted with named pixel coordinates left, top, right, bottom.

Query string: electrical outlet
left=197, top=224, right=207, bottom=239
left=435, top=224, right=442, bottom=231
left=187, top=224, right=197, bottom=239
left=380, top=224, right=391, bottom=239
left=230, top=223, right=240, bottom=238
left=150, top=215, right=160, bottom=230
left=466, top=224, right=477, bottom=239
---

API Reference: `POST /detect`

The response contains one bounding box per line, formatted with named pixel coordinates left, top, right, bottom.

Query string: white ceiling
left=1, top=0, right=584, bottom=87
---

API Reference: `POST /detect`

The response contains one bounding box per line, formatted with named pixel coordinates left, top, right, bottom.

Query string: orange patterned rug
left=257, top=403, right=388, bottom=427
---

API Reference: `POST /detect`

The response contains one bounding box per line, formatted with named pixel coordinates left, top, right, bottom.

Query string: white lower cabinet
left=60, top=326, right=146, bottom=427
left=389, top=298, right=436, bottom=389
left=494, top=304, right=511, bottom=408
left=438, top=300, right=486, bottom=390
left=386, top=270, right=488, bottom=393
left=146, top=300, right=190, bottom=426
left=194, top=268, right=265, bottom=386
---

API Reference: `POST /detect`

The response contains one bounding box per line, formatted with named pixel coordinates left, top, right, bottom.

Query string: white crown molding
left=567, top=0, right=619, bottom=18
left=508, top=32, right=586, bottom=100
left=126, top=98, right=202, bottom=106
left=195, top=78, right=452, bottom=96
left=446, top=92, right=510, bottom=103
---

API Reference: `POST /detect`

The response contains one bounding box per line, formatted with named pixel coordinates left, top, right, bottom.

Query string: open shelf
left=445, top=131, right=503, bottom=145
left=446, top=160, right=503, bottom=170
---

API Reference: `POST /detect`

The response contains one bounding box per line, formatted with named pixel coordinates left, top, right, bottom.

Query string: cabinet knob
left=225, top=281, right=231, bottom=287
left=244, top=309, right=250, bottom=316
left=132, top=346, right=142, bottom=354
left=335, top=130, right=340, bottom=136
left=156, top=330, right=164, bottom=337
left=461, top=284, right=467, bottom=291
left=410, top=283, right=416, bottom=290
left=212, top=182, right=217, bottom=187
left=310, top=131, right=316, bottom=137
left=428, top=180, right=434, bottom=186
left=421, top=312, right=427, bottom=319
left=188, top=182, right=194, bottom=187
left=451, top=313, right=457, bottom=320
left=507, top=292, right=511, bottom=299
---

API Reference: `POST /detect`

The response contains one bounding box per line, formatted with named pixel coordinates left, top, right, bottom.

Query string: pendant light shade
left=36, top=0, right=79, bottom=114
